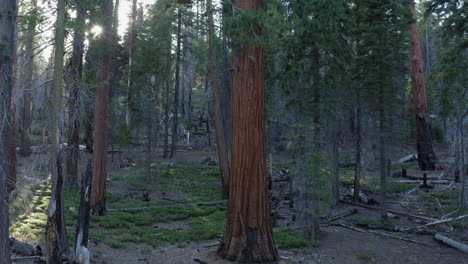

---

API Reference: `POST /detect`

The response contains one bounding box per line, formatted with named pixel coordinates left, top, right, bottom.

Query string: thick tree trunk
left=170, top=9, right=182, bottom=158
left=0, top=1, right=16, bottom=262
left=354, top=89, right=362, bottom=202
left=208, top=0, right=230, bottom=199
left=91, top=0, right=113, bottom=215
left=406, top=2, right=438, bottom=171
left=217, top=1, right=277, bottom=262
left=91, top=0, right=113, bottom=216
left=8, top=27, right=18, bottom=194
left=66, top=2, right=86, bottom=187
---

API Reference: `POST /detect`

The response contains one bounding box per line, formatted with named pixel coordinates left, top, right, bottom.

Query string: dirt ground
left=12, top=147, right=468, bottom=264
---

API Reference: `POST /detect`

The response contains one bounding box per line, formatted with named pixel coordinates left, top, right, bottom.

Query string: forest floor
left=8, top=144, right=468, bottom=264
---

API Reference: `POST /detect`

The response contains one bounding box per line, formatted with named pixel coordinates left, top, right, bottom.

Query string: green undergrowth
left=347, top=216, right=392, bottom=227
left=274, top=228, right=308, bottom=249
left=419, top=190, right=468, bottom=228
left=340, top=176, right=416, bottom=195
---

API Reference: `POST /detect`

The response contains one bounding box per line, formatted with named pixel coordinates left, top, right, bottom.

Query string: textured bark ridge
left=406, top=2, right=438, bottom=170
left=217, top=0, right=277, bottom=262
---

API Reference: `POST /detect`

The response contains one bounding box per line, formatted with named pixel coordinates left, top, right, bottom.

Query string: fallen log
left=339, top=199, right=437, bottom=222
left=327, top=208, right=358, bottom=222
left=350, top=188, right=377, bottom=205
left=333, top=222, right=432, bottom=246
left=109, top=200, right=228, bottom=211
left=434, top=233, right=468, bottom=254
left=398, top=154, right=417, bottom=164
left=9, top=238, right=42, bottom=256
left=391, top=180, right=449, bottom=184
left=416, top=214, right=468, bottom=229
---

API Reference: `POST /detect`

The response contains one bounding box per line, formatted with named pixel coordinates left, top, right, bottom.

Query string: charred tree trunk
left=0, top=0, right=16, bottom=262
left=217, top=1, right=277, bottom=261
left=46, top=153, right=67, bottom=263
left=208, top=0, right=230, bottom=199
left=170, top=9, right=182, bottom=158
left=74, top=160, right=92, bottom=263
left=91, top=0, right=113, bottom=216
left=66, top=2, right=86, bottom=187
left=406, top=2, right=438, bottom=171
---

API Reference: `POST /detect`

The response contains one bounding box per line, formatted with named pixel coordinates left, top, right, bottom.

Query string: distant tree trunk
left=379, top=91, right=387, bottom=219
left=217, top=0, right=277, bottom=261
left=19, top=0, right=37, bottom=157
left=170, top=8, right=182, bottom=158
left=208, top=0, right=230, bottom=199
left=66, top=2, right=86, bottom=187
left=91, top=0, right=113, bottom=216
left=126, top=0, right=137, bottom=128
left=84, top=44, right=94, bottom=153
left=163, top=77, right=170, bottom=159
left=8, top=22, right=18, bottom=194
left=47, top=0, right=68, bottom=260
left=354, top=88, right=362, bottom=202
left=330, top=124, right=340, bottom=204
left=0, top=0, right=16, bottom=262
left=221, top=23, right=231, bottom=154
left=406, top=2, right=438, bottom=170
left=458, top=110, right=466, bottom=209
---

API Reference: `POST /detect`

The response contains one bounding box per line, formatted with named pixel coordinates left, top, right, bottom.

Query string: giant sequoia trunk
left=207, top=0, right=230, bottom=199
left=217, top=1, right=277, bottom=262
left=66, top=2, right=86, bottom=187
left=406, top=2, right=438, bottom=171
left=0, top=1, right=16, bottom=263
left=91, top=0, right=113, bottom=216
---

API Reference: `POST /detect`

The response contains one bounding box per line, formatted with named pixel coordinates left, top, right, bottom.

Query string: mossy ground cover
left=10, top=162, right=308, bottom=250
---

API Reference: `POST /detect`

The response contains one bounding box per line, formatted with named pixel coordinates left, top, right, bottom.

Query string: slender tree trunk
left=66, top=2, right=86, bottom=187
left=126, top=0, right=137, bottom=128
left=8, top=21, right=18, bottom=194
left=163, top=77, right=170, bottom=159
left=217, top=1, right=277, bottom=261
left=459, top=112, right=466, bottom=209
left=208, top=0, right=230, bottom=199
left=406, top=2, right=438, bottom=170
left=47, top=0, right=68, bottom=261
left=19, top=0, right=37, bottom=157
left=331, top=124, right=340, bottom=204
left=0, top=1, right=16, bottom=262
left=354, top=89, right=362, bottom=202
left=379, top=91, right=387, bottom=219
left=91, top=0, right=113, bottom=216
left=170, top=9, right=182, bottom=158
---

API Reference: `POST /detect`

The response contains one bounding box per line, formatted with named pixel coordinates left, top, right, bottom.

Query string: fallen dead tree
left=333, top=222, right=432, bottom=246
left=434, top=233, right=468, bottom=254
left=391, top=180, right=449, bottom=184
left=350, top=188, right=377, bottom=205
left=327, top=208, right=358, bottom=222
left=10, top=238, right=42, bottom=257
left=414, top=214, right=468, bottom=229
left=339, top=200, right=437, bottom=222
left=109, top=200, right=228, bottom=211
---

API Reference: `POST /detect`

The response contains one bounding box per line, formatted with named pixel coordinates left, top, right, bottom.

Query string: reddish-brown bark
left=217, top=0, right=277, bottom=262
left=91, top=0, right=113, bottom=215
left=406, top=2, right=438, bottom=170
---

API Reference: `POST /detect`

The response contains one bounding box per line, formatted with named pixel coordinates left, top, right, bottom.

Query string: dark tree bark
left=170, top=8, right=183, bottom=158
left=0, top=0, right=17, bottom=263
left=91, top=0, right=113, bottom=216
left=208, top=0, right=230, bottom=199
left=217, top=0, right=277, bottom=261
left=379, top=91, right=387, bottom=219
left=65, top=1, right=86, bottom=187
left=74, top=160, right=92, bottom=262
left=8, top=27, right=18, bottom=194
left=406, top=2, right=438, bottom=171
